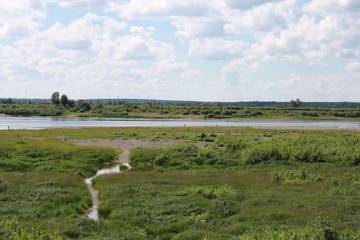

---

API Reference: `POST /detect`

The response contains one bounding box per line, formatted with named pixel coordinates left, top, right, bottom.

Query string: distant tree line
left=50, top=91, right=93, bottom=113
left=1, top=96, right=360, bottom=109
left=0, top=93, right=359, bottom=118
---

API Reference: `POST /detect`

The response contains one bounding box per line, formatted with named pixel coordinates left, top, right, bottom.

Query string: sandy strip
left=73, top=139, right=206, bottom=163
left=245, top=126, right=360, bottom=131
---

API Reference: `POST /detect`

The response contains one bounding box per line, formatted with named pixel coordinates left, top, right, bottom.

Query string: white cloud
left=345, top=62, right=360, bottom=72
left=0, top=0, right=45, bottom=38
left=221, top=59, right=262, bottom=85
left=150, top=60, right=188, bottom=73
left=225, top=0, right=283, bottom=10
left=302, top=0, right=342, bottom=15
left=110, top=0, right=216, bottom=19
left=338, top=0, right=360, bottom=10
left=173, top=17, right=225, bottom=38
left=0, top=21, right=40, bottom=38
left=189, top=38, right=246, bottom=59
left=302, top=0, right=360, bottom=58
left=264, top=73, right=359, bottom=101
left=216, top=71, right=360, bottom=101
left=1, top=0, right=360, bottom=101
left=49, top=0, right=111, bottom=8
left=108, top=0, right=227, bottom=38
left=93, top=26, right=174, bottom=61
left=0, top=9, right=198, bottom=99
left=302, top=0, right=360, bottom=20
left=224, top=0, right=296, bottom=33
left=112, top=35, right=174, bottom=60
left=241, top=11, right=360, bottom=63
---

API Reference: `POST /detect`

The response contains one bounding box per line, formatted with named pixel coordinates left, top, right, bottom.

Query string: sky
left=0, top=0, right=360, bottom=102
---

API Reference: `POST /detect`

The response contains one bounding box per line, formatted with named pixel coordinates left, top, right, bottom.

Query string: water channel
left=85, top=163, right=132, bottom=221
left=1, top=116, right=359, bottom=130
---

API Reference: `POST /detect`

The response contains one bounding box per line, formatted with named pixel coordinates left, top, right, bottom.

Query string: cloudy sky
left=1, top=0, right=360, bottom=101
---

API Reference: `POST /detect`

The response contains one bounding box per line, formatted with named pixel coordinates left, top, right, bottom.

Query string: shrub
left=183, top=185, right=236, bottom=199
left=0, top=219, right=62, bottom=240
left=243, top=144, right=282, bottom=164
left=272, top=168, right=323, bottom=184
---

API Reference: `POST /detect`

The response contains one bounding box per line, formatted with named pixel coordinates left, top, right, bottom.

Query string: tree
left=2, top=98, right=13, bottom=104
left=76, top=100, right=91, bottom=112
left=67, top=99, right=75, bottom=108
left=92, top=102, right=104, bottom=113
left=60, top=94, right=69, bottom=107
left=51, top=92, right=60, bottom=105
left=291, top=98, right=302, bottom=107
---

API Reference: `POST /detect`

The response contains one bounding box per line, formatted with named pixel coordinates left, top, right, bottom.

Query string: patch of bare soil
left=73, top=139, right=207, bottom=163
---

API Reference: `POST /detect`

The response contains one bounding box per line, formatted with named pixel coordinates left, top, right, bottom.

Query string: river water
left=0, top=116, right=359, bottom=130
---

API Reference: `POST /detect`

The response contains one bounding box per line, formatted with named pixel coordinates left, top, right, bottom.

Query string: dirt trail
left=73, top=139, right=206, bottom=163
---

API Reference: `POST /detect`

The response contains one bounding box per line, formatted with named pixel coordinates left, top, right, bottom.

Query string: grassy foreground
left=0, top=127, right=359, bottom=239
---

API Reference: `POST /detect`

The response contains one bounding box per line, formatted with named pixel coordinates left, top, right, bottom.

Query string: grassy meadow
left=0, top=127, right=359, bottom=239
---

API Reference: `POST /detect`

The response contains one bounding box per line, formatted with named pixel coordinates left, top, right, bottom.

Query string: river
left=0, top=116, right=359, bottom=130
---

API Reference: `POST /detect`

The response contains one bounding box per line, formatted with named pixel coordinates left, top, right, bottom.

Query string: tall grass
left=129, top=131, right=360, bottom=170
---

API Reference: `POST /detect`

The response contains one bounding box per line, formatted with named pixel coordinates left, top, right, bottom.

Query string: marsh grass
left=271, top=168, right=323, bottom=184
left=128, top=129, right=360, bottom=171
left=0, top=127, right=359, bottom=239
left=0, top=130, right=122, bottom=239
left=92, top=164, right=359, bottom=239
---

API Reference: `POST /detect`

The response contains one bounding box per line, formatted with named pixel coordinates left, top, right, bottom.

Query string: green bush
left=243, top=144, right=282, bottom=164
left=272, top=168, right=323, bottom=184
left=0, top=219, right=62, bottom=240
left=183, top=185, right=237, bottom=199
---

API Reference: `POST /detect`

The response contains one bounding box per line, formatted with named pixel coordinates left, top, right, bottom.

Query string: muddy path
left=73, top=139, right=205, bottom=220
left=73, top=139, right=206, bottom=163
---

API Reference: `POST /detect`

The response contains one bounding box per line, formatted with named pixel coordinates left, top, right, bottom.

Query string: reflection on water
left=87, top=204, right=98, bottom=221
left=1, top=116, right=360, bottom=130
left=85, top=165, right=120, bottom=184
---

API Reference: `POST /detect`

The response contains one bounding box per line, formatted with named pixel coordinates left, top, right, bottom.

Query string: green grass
left=0, top=131, right=121, bottom=239
left=0, top=127, right=359, bottom=239
left=92, top=164, right=359, bottom=239
left=128, top=130, right=360, bottom=170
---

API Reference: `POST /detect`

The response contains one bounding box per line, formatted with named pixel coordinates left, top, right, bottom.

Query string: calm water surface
left=0, top=116, right=359, bottom=130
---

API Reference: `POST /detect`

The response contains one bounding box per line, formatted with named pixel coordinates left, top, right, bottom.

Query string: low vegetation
left=0, top=127, right=359, bottom=239
left=93, top=164, right=359, bottom=239
left=129, top=131, right=360, bottom=170
left=271, top=168, right=323, bottom=184
left=1, top=98, right=360, bottom=120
